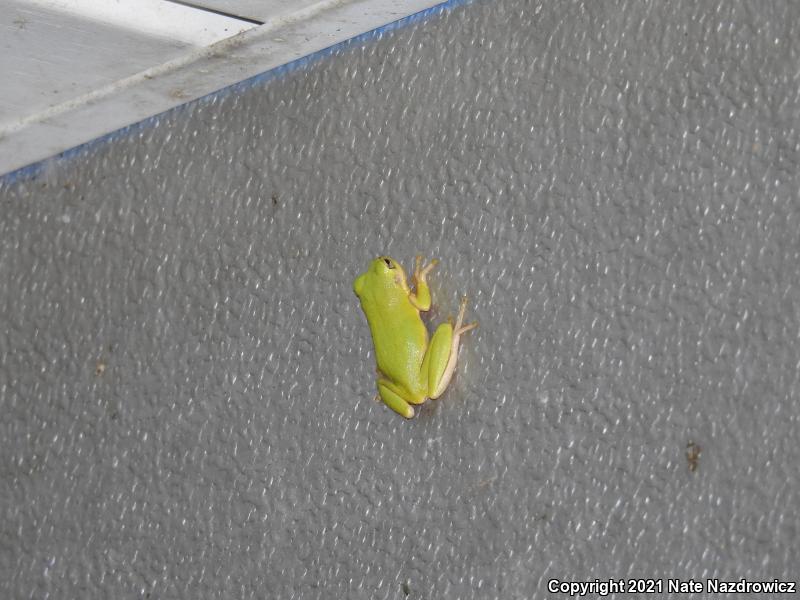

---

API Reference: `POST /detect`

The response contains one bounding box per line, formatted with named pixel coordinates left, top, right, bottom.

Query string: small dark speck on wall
left=686, top=441, right=701, bottom=473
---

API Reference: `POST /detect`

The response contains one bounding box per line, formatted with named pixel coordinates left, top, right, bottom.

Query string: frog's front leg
left=377, top=378, right=417, bottom=419
left=408, top=255, right=437, bottom=311
left=422, top=297, right=478, bottom=399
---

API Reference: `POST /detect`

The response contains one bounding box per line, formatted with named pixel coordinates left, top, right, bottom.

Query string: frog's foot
left=409, top=256, right=438, bottom=312
left=378, top=379, right=416, bottom=419
left=454, top=295, right=478, bottom=335
left=414, top=255, right=438, bottom=285
left=430, top=297, right=477, bottom=399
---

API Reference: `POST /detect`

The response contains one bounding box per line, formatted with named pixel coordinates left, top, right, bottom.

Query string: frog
left=353, top=255, right=477, bottom=418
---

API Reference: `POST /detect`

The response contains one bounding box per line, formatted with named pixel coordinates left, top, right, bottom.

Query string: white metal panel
left=25, top=0, right=255, bottom=45
left=177, top=0, right=328, bottom=23
left=1, top=0, right=451, bottom=177
left=3, top=2, right=182, bottom=130
left=1, top=0, right=256, bottom=139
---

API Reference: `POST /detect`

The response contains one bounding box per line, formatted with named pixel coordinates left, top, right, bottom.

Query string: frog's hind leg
left=426, top=297, right=478, bottom=400
left=377, top=379, right=416, bottom=419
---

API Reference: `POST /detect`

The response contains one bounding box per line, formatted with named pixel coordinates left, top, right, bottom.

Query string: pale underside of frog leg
left=425, top=297, right=478, bottom=400
left=377, top=378, right=418, bottom=419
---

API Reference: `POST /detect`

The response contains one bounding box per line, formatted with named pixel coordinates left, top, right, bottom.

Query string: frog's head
left=353, top=256, right=409, bottom=298
left=373, top=256, right=409, bottom=287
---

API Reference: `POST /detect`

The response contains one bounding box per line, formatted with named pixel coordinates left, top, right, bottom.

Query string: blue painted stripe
left=1, top=0, right=474, bottom=187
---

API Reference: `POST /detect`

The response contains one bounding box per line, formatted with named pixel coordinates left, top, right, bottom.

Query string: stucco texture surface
left=2, top=0, right=799, bottom=598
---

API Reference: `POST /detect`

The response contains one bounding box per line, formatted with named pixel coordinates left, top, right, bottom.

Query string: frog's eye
left=382, top=257, right=395, bottom=269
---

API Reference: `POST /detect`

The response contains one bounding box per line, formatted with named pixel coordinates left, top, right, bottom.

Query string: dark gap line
left=163, top=0, right=265, bottom=25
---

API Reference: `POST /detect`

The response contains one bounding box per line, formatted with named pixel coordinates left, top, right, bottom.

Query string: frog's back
left=355, top=277, right=429, bottom=400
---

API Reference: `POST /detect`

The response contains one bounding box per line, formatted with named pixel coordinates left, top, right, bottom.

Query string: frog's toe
left=454, top=297, right=474, bottom=330
left=416, top=257, right=438, bottom=280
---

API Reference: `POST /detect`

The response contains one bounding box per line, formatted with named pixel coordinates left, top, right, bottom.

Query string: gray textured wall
left=2, top=0, right=799, bottom=598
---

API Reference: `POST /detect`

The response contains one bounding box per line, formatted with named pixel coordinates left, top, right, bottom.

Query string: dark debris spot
left=686, top=441, right=701, bottom=472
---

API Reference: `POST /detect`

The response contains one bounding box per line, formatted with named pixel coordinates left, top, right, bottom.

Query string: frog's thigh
left=377, top=379, right=416, bottom=419
left=422, top=322, right=456, bottom=399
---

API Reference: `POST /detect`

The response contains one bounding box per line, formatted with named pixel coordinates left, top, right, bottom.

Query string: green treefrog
left=353, top=256, right=477, bottom=418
